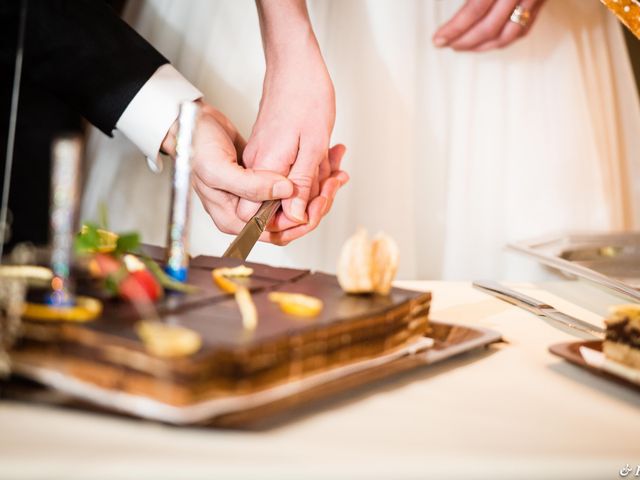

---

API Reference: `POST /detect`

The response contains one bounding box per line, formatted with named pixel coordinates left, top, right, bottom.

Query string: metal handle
left=253, top=200, right=281, bottom=230
left=472, top=280, right=551, bottom=315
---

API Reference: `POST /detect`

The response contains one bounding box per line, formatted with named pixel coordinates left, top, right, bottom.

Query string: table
left=1, top=280, right=639, bottom=480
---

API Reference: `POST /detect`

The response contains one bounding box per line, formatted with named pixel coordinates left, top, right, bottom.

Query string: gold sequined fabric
left=602, top=0, right=640, bottom=39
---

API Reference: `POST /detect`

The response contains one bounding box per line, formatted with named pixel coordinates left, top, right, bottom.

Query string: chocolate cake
left=604, top=305, right=640, bottom=370
left=11, top=249, right=431, bottom=407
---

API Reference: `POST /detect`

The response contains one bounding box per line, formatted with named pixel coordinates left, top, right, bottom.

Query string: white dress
left=81, top=0, right=640, bottom=280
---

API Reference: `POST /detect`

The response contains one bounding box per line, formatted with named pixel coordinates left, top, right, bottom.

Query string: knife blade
left=222, top=200, right=281, bottom=260
left=472, top=280, right=605, bottom=339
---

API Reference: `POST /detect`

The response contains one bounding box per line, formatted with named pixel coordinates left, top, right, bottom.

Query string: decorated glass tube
left=165, top=101, right=199, bottom=282
left=49, top=135, right=82, bottom=306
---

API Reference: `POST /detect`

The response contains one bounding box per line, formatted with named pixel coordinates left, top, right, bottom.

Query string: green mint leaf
left=74, top=223, right=101, bottom=253
left=115, top=232, right=140, bottom=254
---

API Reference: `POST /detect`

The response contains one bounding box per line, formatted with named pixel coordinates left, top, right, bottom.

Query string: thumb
left=213, top=162, right=294, bottom=202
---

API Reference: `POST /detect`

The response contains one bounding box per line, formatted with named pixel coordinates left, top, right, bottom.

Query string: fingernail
left=291, top=198, right=308, bottom=223
left=433, top=37, right=447, bottom=47
left=272, top=180, right=292, bottom=198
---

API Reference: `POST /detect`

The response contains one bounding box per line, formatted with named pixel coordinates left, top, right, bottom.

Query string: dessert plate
left=6, top=321, right=500, bottom=427
left=549, top=341, right=640, bottom=392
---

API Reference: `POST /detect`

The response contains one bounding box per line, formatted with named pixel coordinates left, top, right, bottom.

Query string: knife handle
left=472, top=280, right=551, bottom=315
left=254, top=200, right=281, bottom=230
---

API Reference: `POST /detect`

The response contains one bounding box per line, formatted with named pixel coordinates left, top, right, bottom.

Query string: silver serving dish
left=509, top=232, right=640, bottom=302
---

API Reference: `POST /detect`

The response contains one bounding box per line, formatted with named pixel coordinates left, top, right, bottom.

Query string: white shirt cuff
left=115, top=64, right=202, bottom=173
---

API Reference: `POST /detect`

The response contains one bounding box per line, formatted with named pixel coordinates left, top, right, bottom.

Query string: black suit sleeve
left=1, top=0, right=168, bottom=135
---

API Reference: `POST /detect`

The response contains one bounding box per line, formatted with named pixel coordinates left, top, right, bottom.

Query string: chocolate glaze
left=190, top=254, right=309, bottom=282
left=606, top=317, right=640, bottom=347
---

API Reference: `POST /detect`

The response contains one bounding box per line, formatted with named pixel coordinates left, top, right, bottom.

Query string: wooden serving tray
left=549, top=341, right=640, bottom=392
left=5, top=321, right=500, bottom=428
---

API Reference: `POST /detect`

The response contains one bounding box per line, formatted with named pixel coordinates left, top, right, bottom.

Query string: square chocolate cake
left=12, top=250, right=431, bottom=407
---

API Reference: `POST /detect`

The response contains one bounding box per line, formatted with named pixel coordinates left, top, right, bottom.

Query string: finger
left=472, top=0, right=542, bottom=51
left=196, top=162, right=294, bottom=203
left=192, top=180, right=246, bottom=235
left=264, top=168, right=344, bottom=244
left=236, top=200, right=261, bottom=223
left=432, top=0, right=494, bottom=47
left=266, top=209, right=302, bottom=233
left=236, top=145, right=296, bottom=221
left=449, top=0, right=519, bottom=51
left=282, top=142, right=325, bottom=223
left=472, top=20, right=521, bottom=52
left=266, top=170, right=345, bottom=233
left=240, top=140, right=257, bottom=169
left=261, top=194, right=327, bottom=246
left=320, top=176, right=342, bottom=217
left=328, top=144, right=347, bottom=172
left=336, top=170, right=350, bottom=186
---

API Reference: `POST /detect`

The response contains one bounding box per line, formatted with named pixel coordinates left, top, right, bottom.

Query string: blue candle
left=165, top=102, right=198, bottom=282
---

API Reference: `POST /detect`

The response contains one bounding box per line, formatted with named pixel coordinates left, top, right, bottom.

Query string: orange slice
left=135, top=320, right=202, bottom=358
left=211, top=265, right=254, bottom=293
left=268, top=292, right=323, bottom=317
left=22, top=296, right=102, bottom=322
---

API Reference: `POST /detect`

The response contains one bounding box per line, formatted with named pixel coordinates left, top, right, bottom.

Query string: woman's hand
left=237, top=0, right=345, bottom=229
left=433, top=0, right=545, bottom=52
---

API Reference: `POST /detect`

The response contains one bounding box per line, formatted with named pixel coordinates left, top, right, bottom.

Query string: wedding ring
left=509, top=5, right=531, bottom=27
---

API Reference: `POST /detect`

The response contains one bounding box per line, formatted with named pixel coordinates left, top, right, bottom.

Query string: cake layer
left=603, top=341, right=640, bottom=369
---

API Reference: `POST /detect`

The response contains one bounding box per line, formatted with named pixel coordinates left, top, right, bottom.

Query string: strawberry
left=89, top=253, right=121, bottom=278
left=118, top=269, right=163, bottom=303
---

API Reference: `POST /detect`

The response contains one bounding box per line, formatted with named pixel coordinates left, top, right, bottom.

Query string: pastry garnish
left=76, top=223, right=139, bottom=256
left=135, top=320, right=202, bottom=358
left=268, top=292, right=323, bottom=317
left=22, top=296, right=102, bottom=322
left=235, top=287, right=258, bottom=330
left=0, top=265, right=53, bottom=282
left=211, top=265, right=254, bottom=293
left=212, top=266, right=257, bottom=330
left=77, top=223, right=197, bottom=301
left=337, top=227, right=399, bottom=295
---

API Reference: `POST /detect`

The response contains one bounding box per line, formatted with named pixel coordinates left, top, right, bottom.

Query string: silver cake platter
left=509, top=232, right=640, bottom=302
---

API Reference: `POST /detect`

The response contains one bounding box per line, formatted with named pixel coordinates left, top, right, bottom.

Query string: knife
left=222, top=200, right=281, bottom=260
left=472, top=280, right=605, bottom=339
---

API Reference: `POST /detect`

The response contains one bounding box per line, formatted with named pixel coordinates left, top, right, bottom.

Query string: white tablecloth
left=1, top=280, right=639, bottom=480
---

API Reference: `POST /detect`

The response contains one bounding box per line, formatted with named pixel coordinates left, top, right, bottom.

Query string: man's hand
left=161, top=100, right=294, bottom=236
left=237, top=0, right=342, bottom=229
left=433, top=0, right=545, bottom=52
